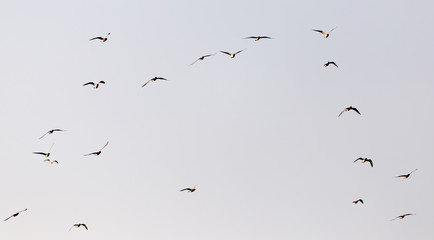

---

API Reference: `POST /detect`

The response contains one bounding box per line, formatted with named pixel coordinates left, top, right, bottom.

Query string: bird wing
left=312, top=29, right=324, bottom=34
left=353, top=158, right=362, bottom=163
left=190, top=59, right=200, bottom=66
left=220, top=51, right=232, bottom=56
left=83, top=224, right=88, bottom=230
left=244, top=36, right=257, bottom=39
left=351, top=108, right=361, bottom=115
left=203, top=53, right=216, bottom=58
left=390, top=216, right=399, bottom=221
left=39, top=132, right=49, bottom=139
left=338, top=109, right=346, bottom=117
left=142, top=79, right=152, bottom=87
left=235, top=49, right=245, bottom=55
left=367, top=159, right=373, bottom=167
left=359, top=199, right=364, bottom=204
left=410, top=168, right=418, bottom=174
left=156, top=77, right=168, bottom=81
left=396, top=174, right=407, bottom=178
left=4, top=215, right=12, bottom=221
left=18, top=209, right=27, bottom=214
left=83, top=82, right=95, bottom=86
left=90, top=37, right=103, bottom=41
left=260, top=36, right=272, bottom=39
left=68, top=225, right=76, bottom=231
left=53, top=160, right=59, bottom=164
left=52, top=129, right=64, bottom=132
left=330, top=62, right=339, bottom=68
left=84, top=152, right=97, bottom=156
left=33, top=152, right=47, bottom=155
left=328, top=27, right=338, bottom=34
left=100, top=141, right=109, bottom=151
left=99, top=81, right=106, bottom=84
left=180, top=188, right=191, bottom=192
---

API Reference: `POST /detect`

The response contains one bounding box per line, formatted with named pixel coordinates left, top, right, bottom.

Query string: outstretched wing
left=100, top=141, right=109, bottom=151
left=244, top=36, right=257, bottom=39
left=312, top=29, right=324, bottom=34
left=328, top=27, right=338, bottom=34
left=235, top=49, right=245, bottom=55
left=409, top=168, right=418, bottom=174
left=259, top=36, right=272, bottom=39
left=190, top=59, right=200, bottom=66
left=396, top=174, right=407, bottom=178
left=351, top=108, right=361, bottom=115
left=180, top=188, right=191, bottom=192
left=90, top=37, right=103, bottom=41
left=220, top=51, right=232, bottom=56
left=338, top=109, right=346, bottom=117
left=353, top=158, right=363, bottom=163
left=142, top=79, right=152, bottom=87
left=4, top=215, right=13, bottom=221
left=84, top=152, right=98, bottom=156
left=330, top=62, right=339, bottom=68
left=33, top=152, right=47, bottom=156
left=83, top=82, right=95, bottom=86
left=367, top=159, right=373, bottom=167
left=39, top=132, right=49, bottom=139
left=82, top=224, right=88, bottom=230
left=99, top=81, right=106, bottom=84
left=156, top=77, right=168, bottom=81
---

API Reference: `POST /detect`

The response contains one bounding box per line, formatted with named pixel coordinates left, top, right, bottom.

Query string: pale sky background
left=1, top=0, right=434, bottom=239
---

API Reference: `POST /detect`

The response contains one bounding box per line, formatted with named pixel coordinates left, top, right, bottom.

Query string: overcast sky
left=1, top=0, right=434, bottom=239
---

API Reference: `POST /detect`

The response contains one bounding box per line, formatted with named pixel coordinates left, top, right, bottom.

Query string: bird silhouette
left=354, top=157, right=373, bottom=167
left=312, top=27, right=337, bottom=38
left=352, top=199, right=364, bottom=204
left=83, top=81, right=105, bottom=88
left=90, top=33, right=110, bottom=42
left=39, top=129, right=65, bottom=139
left=391, top=213, right=414, bottom=221
left=190, top=53, right=217, bottom=65
left=69, top=223, right=88, bottom=231
left=4, top=208, right=27, bottom=221
left=84, top=141, right=109, bottom=156
left=323, top=61, right=339, bottom=68
left=180, top=185, right=196, bottom=193
left=33, top=143, right=54, bottom=158
left=220, top=49, right=245, bottom=58
left=338, top=106, right=361, bottom=117
left=44, top=159, right=59, bottom=164
left=396, top=169, right=418, bottom=179
left=244, top=36, right=272, bottom=41
left=142, top=77, right=168, bottom=87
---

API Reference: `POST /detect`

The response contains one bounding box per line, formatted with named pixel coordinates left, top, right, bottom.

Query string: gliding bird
left=44, top=159, right=59, bottom=164
left=354, top=157, right=373, bottom=167
left=190, top=53, right=216, bottom=65
left=142, top=77, right=168, bottom=87
left=180, top=185, right=196, bottom=193
left=33, top=143, right=54, bottom=158
left=84, top=141, right=109, bottom=156
left=220, top=49, right=245, bottom=58
left=69, top=223, right=88, bottom=231
left=4, top=208, right=27, bottom=221
left=83, top=81, right=105, bottom=88
left=352, top=199, right=364, bottom=204
left=312, top=27, right=337, bottom=38
left=90, top=33, right=110, bottom=42
left=338, top=106, right=361, bottom=117
left=39, top=129, right=65, bottom=139
left=391, top=213, right=414, bottom=221
left=396, top=169, right=418, bottom=179
left=244, top=36, right=272, bottom=41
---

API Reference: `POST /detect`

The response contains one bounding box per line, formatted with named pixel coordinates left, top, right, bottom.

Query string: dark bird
left=4, top=208, right=27, bottom=221
left=396, top=169, right=418, bottom=179
left=33, top=143, right=54, bottom=158
left=354, top=157, right=373, bottom=167
left=90, top=33, right=110, bottom=42
left=338, top=106, right=361, bottom=117
left=39, top=129, right=65, bottom=139
left=69, top=223, right=88, bottom=231
left=323, top=61, right=339, bottom=68
left=220, top=49, right=245, bottom=59
left=352, top=199, right=364, bottom=204
left=244, top=36, right=272, bottom=41
left=84, top=141, right=109, bottom=156
left=312, top=27, right=337, bottom=38
left=391, top=213, right=414, bottom=221
left=180, top=185, right=196, bottom=193
left=142, top=77, right=168, bottom=87
left=44, top=159, right=59, bottom=164
left=190, top=53, right=217, bottom=65
left=83, top=81, right=105, bottom=89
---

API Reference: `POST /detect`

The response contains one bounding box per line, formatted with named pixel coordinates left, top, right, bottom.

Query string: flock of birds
left=3, top=27, right=419, bottom=232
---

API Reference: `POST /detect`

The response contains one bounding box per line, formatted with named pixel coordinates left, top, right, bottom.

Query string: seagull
left=391, top=213, right=414, bottom=221
left=142, top=77, right=168, bottom=87
left=83, top=81, right=105, bottom=89
left=90, top=33, right=110, bottom=42
left=44, top=159, right=59, bottom=164
left=4, top=208, right=27, bottom=221
left=338, top=106, right=361, bottom=117
left=190, top=53, right=217, bottom=65
left=312, top=27, right=337, bottom=38
left=323, top=61, right=339, bottom=68
left=244, top=36, right=272, bottom=41
left=84, top=141, right=109, bottom=156
left=39, top=129, right=65, bottom=139
left=354, top=157, right=373, bottom=167
left=69, top=223, right=88, bottom=231
left=33, top=143, right=54, bottom=158
left=220, top=49, right=245, bottom=59
left=180, top=185, right=196, bottom=193
left=396, top=169, right=418, bottom=179
left=352, top=199, right=364, bottom=204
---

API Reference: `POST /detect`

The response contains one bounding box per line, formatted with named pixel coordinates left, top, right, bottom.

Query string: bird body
left=84, top=141, right=109, bottom=156
left=4, top=208, right=27, bottom=221
left=90, top=33, right=110, bottom=42
left=220, top=49, right=245, bottom=58
left=354, top=157, right=373, bottom=167
left=83, top=81, right=105, bottom=88
left=313, top=27, right=337, bottom=38
left=338, top=106, right=361, bottom=117
left=142, top=77, right=168, bottom=87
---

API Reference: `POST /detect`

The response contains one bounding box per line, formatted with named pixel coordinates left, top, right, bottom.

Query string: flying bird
left=244, top=36, right=272, bottom=41
left=323, top=61, right=339, bottom=68
left=44, top=159, right=59, bottom=164
left=391, top=213, right=414, bottom=221
left=69, top=223, right=88, bottom=231
left=142, top=77, right=168, bottom=87
left=4, top=208, right=27, bottom=221
left=90, top=33, right=110, bottom=42
left=312, top=27, right=337, bottom=38
left=396, top=169, right=418, bottom=179
left=220, top=49, right=245, bottom=58
left=39, top=129, right=65, bottom=139
left=180, top=185, right=196, bottom=193
left=33, top=143, right=54, bottom=158
left=354, top=157, right=373, bottom=167
left=190, top=53, right=217, bottom=65
left=83, top=81, right=105, bottom=88
left=352, top=199, right=364, bottom=204
left=84, top=141, right=109, bottom=156
left=338, top=106, right=361, bottom=117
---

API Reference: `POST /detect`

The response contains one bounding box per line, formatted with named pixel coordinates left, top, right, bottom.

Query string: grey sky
left=1, top=0, right=433, bottom=239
